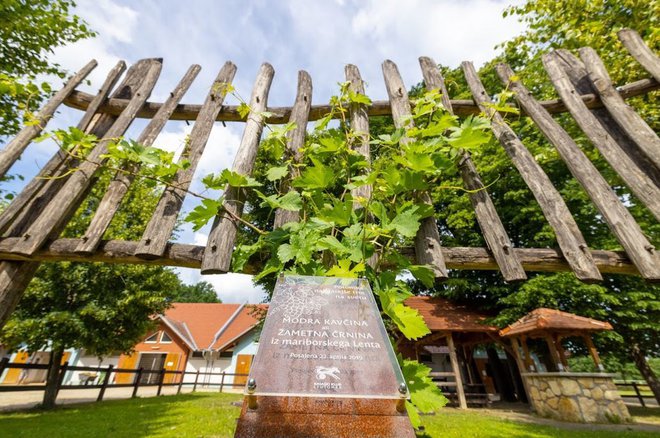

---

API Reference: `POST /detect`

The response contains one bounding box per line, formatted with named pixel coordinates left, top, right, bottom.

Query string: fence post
left=632, top=382, right=646, bottom=407
left=132, top=367, right=143, bottom=398
left=0, top=357, right=9, bottom=380
left=193, top=370, right=200, bottom=392
left=219, top=372, right=225, bottom=393
left=97, top=364, right=113, bottom=402
left=177, top=370, right=185, bottom=395
left=55, top=361, right=69, bottom=398
left=157, top=368, right=165, bottom=396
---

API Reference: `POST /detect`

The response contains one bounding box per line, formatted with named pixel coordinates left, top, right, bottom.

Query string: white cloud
left=175, top=263, right=267, bottom=304
left=47, top=0, right=139, bottom=90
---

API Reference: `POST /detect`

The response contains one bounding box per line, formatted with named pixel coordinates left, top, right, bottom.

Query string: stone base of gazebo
left=522, top=372, right=631, bottom=423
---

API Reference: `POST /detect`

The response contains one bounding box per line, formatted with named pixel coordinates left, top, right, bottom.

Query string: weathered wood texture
left=420, top=56, right=526, bottom=282
left=543, top=51, right=660, bottom=221
left=0, top=237, right=638, bottom=276
left=61, top=76, right=659, bottom=124
left=382, top=60, right=447, bottom=279
left=0, top=59, right=160, bottom=328
left=201, top=63, right=275, bottom=274
left=75, top=64, right=202, bottom=255
left=10, top=60, right=163, bottom=257
left=77, top=60, right=127, bottom=134
left=272, top=71, right=313, bottom=228
left=345, top=64, right=372, bottom=205
left=496, top=63, right=660, bottom=281
left=0, top=61, right=126, bottom=235
left=345, top=64, right=379, bottom=270
left=0, top=60, right=97, bottom=179
left=135, top=62, right=237, bottom=259
left=579, top=47, right=660, bottom=169
left=618, top=29, right=660, bottom=82
left=462, top=61, right=602, bottom=282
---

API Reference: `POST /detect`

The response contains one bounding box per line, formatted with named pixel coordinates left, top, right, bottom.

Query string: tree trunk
left=631, top=344, right=660, bottom=404
left=42, top=346, right=64, bottom=409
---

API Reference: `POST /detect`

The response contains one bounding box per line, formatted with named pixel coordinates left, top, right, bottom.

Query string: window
left=160, top=332, right=173, bottom=343
left=144, top=332, right=159, bottom=343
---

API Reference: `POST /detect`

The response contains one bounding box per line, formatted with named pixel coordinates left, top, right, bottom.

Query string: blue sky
left=7, top=0, right=525, bottom=303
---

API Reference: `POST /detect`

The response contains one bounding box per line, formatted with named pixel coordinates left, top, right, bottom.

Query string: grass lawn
left=0, top=392, right=657, bottom=437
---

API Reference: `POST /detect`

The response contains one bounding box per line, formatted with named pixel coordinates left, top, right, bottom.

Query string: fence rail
left=0, top=357, right=248, bottom=404
left=614, top=380, right=654, bottom=407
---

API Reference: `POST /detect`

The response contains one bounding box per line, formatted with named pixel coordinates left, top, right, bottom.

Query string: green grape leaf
left=326, top=259, right=365, bottom=278
left=266, top=165, right=289, bottom=181
left=408, top=265, right=435, bottom=288
left=185, top=198, right=222, bottom=231
left=387, top=208, right=422, bottom=238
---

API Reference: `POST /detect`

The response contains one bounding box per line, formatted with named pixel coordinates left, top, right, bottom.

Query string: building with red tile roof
left=71, top=303, right=266, bottom=389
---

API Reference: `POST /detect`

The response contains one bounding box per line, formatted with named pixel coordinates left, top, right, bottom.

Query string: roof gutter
left=207, top=303, right=246, bottom=350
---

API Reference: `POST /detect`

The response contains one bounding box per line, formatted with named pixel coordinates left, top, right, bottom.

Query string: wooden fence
left=614, top=380, right=655, bottom=407
left=0, top=29, right=659, bottom=326
left=0, top=357, right=248, bottom=404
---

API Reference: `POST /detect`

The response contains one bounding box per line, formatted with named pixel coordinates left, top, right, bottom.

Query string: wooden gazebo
left=500, top=309, right=629, bottom=423
left=404, top=296, right=501, bottom=409
left=500, top=308, right=612, bottom=373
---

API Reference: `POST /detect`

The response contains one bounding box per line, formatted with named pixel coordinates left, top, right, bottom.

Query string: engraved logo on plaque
left=315, top=366, right=340, bottom=381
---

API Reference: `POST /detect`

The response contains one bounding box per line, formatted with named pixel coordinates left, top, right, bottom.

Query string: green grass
left=419, top=410, right=658, bottom=438
left=0, top=392, right=243, bottom=438
left=0, top=393, right=657, bottom=437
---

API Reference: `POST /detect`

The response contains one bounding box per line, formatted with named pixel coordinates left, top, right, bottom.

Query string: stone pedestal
left=234, top=396, right=415, bottom=438
left=523, top=372, right=630, bottom=423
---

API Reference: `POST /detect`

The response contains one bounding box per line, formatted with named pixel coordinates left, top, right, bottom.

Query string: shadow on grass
left=629, top=406, right=660, bottom=422
left=0, top=392, right=243, bottom=438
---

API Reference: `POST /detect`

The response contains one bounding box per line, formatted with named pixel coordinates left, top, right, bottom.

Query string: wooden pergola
left=500, top=308, right=613, bottom=373
left=0, top=28, right=658, bottom=329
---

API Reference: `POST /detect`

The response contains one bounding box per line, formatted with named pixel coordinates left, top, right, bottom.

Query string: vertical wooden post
left=446, top=333, right=467, bottom=409
left=584, top=335, right=605, bottom=372
left=219, top=371, right=226, bottom=392
left=132, top=367, right=143, bottom=398
left=0, top=357, right=9, bottom=380
left=55, top=361, right=69, bottom=398
left=545, top=335, right=564, bottom=372
left=177, top=370, right=185, bottom=395
left=193, top=370, right=200, bottom=392
left=553, top=335, right=570, bottom=371
left=520, top=336, right=534, bottom=372
left=157, top=368, right=165, bottom=396
left=632, top=382, right=646, bottom=407
left=97, top=364, right=113, bottom=402
left=509, top=337, right=533, bottom=403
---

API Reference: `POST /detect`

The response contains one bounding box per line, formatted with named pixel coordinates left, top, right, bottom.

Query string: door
left=116, top=353, right=139, bottom=384
left=138, top=353, right=166, bottom=384
left=163, top=353, right=181, bottom=384
left=234, top=354, right=253, bottom=386
left=2, top=351, right=29, bottom=384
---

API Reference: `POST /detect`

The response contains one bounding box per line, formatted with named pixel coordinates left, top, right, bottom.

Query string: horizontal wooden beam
left=61, top=77, right=659, bottom=124
left=0, top=237, right=640, bottom=277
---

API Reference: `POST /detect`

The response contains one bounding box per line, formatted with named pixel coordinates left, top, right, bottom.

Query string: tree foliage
left=169, top=280, right=220, bottom=303
left=0, top=0, right=95, bottom=137
left=411, top=0, right=659, bottom=397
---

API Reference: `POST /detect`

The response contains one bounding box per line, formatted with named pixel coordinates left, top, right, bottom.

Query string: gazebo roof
left=405, top=296, right=498, bottom=333
left=499, top=308, right=613, bottom=338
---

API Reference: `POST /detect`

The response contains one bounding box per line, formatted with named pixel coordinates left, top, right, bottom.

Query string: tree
left=170, top=280, right=221, bottom=303
left=418, top=0, right=659, bottom=402
left=0, top=0, right=95, bottom=137
left=0, top=176, right=183, bottom=408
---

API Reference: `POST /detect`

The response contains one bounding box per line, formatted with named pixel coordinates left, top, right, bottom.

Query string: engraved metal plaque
left=247, top=275, right=407, bottom=399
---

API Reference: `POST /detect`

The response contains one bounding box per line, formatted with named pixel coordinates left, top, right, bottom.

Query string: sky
left=6, top=0, right=526, bottom=304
